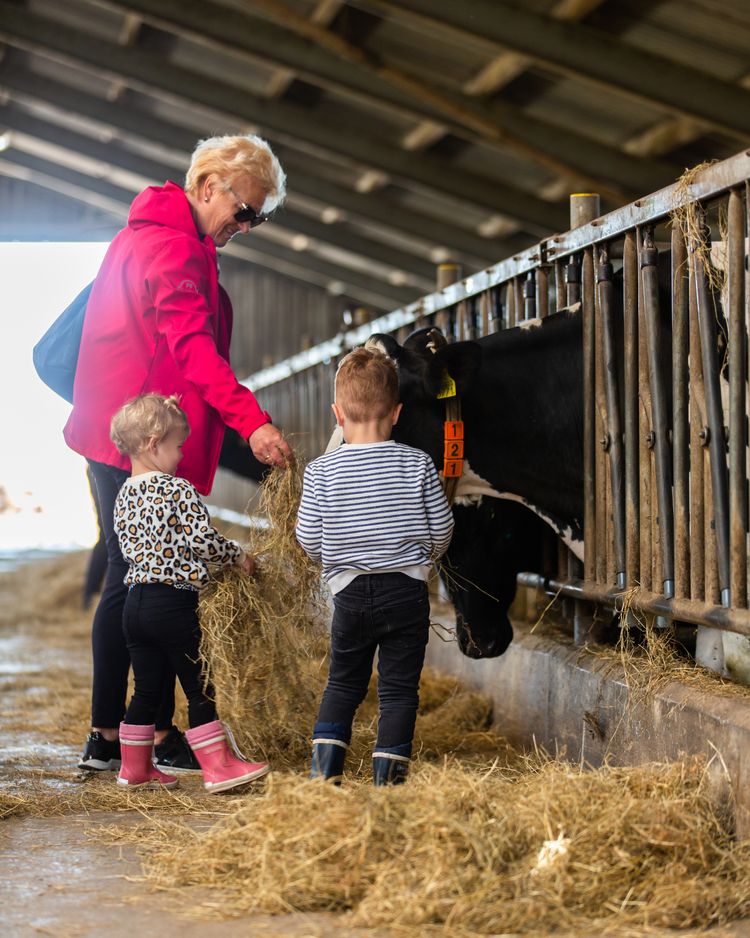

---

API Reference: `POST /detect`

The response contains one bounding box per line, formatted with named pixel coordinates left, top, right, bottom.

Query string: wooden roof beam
left=361, top=0, right=750, bottom=141
left=0, top=66, right=516, bottom=265
left=66, top=0, right=680, bottom=199
left=624, top=72, right=750, bottom=159
left=0, top=1, right=569, bottom=232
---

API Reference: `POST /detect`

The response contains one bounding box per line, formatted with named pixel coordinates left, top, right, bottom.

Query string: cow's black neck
left=462, top=311, right=584, bottom=531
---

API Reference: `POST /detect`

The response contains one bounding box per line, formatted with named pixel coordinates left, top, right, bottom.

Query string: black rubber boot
left=372, top=750, right=409, bottom=786
left=310, top=738, right=347, bottom=784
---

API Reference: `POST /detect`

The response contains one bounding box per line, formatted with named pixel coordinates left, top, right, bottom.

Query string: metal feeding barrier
left=242, top=150, right=750, bottom=664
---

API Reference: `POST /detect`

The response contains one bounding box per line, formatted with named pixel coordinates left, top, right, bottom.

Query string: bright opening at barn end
left=0, top=242, right=108, bottom=569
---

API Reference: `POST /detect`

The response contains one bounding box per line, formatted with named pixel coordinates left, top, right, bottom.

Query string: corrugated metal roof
left=0, top=0, right=747, bottom=311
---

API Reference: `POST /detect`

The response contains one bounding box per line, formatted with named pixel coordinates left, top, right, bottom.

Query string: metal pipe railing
left=241, top=150, right=750, bottom=649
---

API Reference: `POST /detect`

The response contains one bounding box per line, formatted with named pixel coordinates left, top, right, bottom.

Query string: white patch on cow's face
left=364, top=337, right=389, bottom=356
left=519, top=317, right=542, bottom=330
left=454, top=461, right=585, bottom=561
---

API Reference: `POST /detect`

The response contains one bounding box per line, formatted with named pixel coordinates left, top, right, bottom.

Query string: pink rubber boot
left=185, top=720, right=269, bottom=793
left=117, top=723, right=179, bottom=790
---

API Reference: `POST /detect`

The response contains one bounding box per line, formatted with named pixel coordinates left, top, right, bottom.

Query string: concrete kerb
left=425, top=614, right=750, bottom=838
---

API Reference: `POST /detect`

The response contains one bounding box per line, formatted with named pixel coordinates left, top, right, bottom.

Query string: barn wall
left=207, top=255, right=350, bottom=513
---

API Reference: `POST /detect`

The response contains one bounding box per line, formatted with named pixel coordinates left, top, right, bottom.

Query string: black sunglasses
left=227, top=184, right=269, bottom=228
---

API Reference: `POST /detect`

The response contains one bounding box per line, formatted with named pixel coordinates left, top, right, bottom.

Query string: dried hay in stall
left=90, top=756, right=750, bottom=935
left=198, top=463, right=328, bottom=768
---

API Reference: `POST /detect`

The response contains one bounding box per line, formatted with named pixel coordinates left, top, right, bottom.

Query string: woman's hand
left=249, top=423, right=294, bottom=468
left=238, top=552, right=255, bottom=575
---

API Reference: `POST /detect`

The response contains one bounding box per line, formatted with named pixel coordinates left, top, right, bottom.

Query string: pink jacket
left=64, top=182, right=270, bottom=495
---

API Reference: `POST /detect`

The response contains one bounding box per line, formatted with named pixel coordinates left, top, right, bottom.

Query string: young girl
left=110, top=393, right=269, bottom=792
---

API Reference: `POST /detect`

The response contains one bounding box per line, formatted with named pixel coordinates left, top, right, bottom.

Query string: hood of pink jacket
left=128, top=181, right=205, bottom=237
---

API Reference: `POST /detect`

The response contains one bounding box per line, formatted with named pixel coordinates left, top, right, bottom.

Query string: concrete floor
left=3, top=560, right=750, bottom=937
left=2, top=811, right=394, bottom=937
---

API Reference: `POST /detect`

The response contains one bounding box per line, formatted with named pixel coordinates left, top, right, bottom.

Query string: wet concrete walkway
left=2, top=811, right=393, bottom=937
left=2, top=556, right=750, bottom=937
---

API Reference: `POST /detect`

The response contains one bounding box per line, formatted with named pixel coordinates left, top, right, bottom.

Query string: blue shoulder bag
left=32, top=281, right=93, bottom=403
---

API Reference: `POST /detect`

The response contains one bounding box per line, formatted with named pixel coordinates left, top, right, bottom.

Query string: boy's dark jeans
left=86, top=459, right=175, bottom=730
left=122, top=583, right=217, bottom=728
left=315, top=573, right=430, bottom=753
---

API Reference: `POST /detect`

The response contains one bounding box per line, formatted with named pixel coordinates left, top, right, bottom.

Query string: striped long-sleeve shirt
left=296, top=440, right=454, bottom=594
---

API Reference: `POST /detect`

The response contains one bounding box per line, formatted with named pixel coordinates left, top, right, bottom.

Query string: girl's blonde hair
left=184, top=134, right=286, bottom=214
left=110, top=394, right=190, bottom=457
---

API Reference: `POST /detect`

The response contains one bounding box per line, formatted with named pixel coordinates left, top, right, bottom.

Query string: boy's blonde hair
left=110, top=394, right=190, bottom=457
left=335, top=347, right=399, bottom=423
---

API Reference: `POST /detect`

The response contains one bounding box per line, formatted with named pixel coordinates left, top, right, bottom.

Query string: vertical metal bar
left=583, top=246, right=597, bottom=582
left=688, top=244, right=706, bottom=600
left=566, top=255, right=581, bottom=307
left=705, top=450, right=720, bottom=605
left=437, top=263, right=462, bottom=291
left=537, top=266, right=549, bottom=319
left=693, top=218, right=731, bottom=606
left=594, top=249, right=610, bottom=584
left=490, top=286, right=504, bottom=332
left=637, top=228, right=653, bottom=592
left=728, top=188, right=747, bottom=608
left=555, top=261, right=565, bottom=315
left=672, top=223, right=690, bottom=599
left=641, top=228, right=675, bottom=598
left=479, top=290, right=492, bottom=336
left=457, top=300, right=469, bottom=341
left=524, top=272, right=536, bottom=320
left=506, top=281, right=517, bottom=328
left=598, top=247, right=626, bottom=587
left=623, top=232, right=640, bottom=587
left=514, top=276, right=524, bottom=324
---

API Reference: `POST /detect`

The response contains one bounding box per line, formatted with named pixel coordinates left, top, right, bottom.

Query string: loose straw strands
left=198, top=463, right=328, bottom=769
left=0, top=771, right=239, bottom=820
left=100, top=758, right=750, bottom=935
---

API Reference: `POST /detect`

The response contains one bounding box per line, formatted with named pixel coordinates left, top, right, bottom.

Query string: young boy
left=296, top=347, right=454, bottom=785
left=110, top=393, right=269, bottom=792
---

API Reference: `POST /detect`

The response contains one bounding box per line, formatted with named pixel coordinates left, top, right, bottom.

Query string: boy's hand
left=238, top=552, right=256, bottom=575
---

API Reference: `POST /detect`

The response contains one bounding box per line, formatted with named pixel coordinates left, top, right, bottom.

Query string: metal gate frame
left=243, top=149, right=750, bottom=644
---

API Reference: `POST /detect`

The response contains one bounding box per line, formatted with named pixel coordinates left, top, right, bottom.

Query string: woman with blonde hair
left=65, top=133, right=293, bottom=773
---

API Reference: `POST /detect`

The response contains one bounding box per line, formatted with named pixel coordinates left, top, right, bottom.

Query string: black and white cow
left=367, top=306, right=585, bottom=658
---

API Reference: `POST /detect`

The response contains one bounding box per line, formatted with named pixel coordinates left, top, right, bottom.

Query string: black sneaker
left=78, top=732, right=122, bottom=771
left=153, top=726, right=201, bottom=774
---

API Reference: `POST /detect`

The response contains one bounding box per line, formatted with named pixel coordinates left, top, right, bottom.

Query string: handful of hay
left=199, top=464, right=328, bottom=769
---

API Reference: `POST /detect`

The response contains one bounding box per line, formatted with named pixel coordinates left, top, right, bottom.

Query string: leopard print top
left=114, top=471, right=243, bottom=590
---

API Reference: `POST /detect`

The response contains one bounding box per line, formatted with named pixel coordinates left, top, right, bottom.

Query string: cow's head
left=365, top=328, right=482, bottom=468
left=443, top=499, right=546, bottom=658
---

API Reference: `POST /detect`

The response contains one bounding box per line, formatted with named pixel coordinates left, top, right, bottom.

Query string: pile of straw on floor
left=97, top=756, right=750, bottom=935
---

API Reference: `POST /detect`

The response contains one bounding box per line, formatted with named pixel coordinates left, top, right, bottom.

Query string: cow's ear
left=403, top=326, right=447, bottom=354
left=433, top=341, right=482, bottom=394
left=365, top=333, right=402, bottom=361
